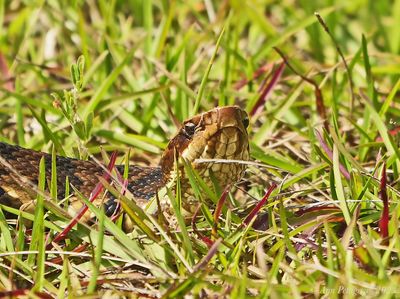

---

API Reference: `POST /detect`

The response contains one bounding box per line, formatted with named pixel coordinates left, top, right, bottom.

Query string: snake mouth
left=160, top=106, right=250, bottom=181
left=180, top=108, right=250, bottom=190
left=156, top=106, right=250, bottom=214
left=180, top=106, right=250, bottom=164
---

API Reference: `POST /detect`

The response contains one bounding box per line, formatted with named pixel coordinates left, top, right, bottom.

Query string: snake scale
left=0, top=106, right=250, bottom=223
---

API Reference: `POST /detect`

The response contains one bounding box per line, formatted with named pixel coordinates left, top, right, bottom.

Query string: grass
left=0, top=0, right=400, bottom=298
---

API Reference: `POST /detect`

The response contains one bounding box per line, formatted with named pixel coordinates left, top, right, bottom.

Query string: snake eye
left=183, top=122, right=196, bottom=137
left=242, top=116, right=249, bottom=129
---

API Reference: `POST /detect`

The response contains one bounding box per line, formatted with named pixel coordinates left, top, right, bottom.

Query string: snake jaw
left=160, top=106, right=249, bottom=172
left=159, top=106, right=250, bottom=214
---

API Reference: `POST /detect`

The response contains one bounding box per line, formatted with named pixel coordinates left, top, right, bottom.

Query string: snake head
left=160, top=106, right=250, bottom=192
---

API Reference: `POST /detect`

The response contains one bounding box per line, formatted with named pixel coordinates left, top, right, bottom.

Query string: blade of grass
left=87, top=206, right=105, bottom=294
left=75, top=188, right=170, bottom=278
left=28, top=107, right=65, bottom=156
left=165, top=159, right=194, bottom=265
left=98, top=177, right=159, bottom=242
left=95, top=129, right=164, bottom=153
left=379, top=77, right=400, bottom=116
left=193, top=26, right=225, bottom=114
left=82, top=48, right=136, bottom=119
left=0, top=208, right=14, bottom=252
left=362, top=92, right=400, bottom=166
left=332, top=144, right=351, bottom=224
left=30, top=157, right=46, bottom=292
left=50, top=145, right=57, bottom=200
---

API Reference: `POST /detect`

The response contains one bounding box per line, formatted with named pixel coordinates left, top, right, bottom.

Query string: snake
left=0, top=106, right=250, bottom=224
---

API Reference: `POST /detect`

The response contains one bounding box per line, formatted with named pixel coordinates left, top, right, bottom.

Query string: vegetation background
left=0, top=0, right=400, bottom=298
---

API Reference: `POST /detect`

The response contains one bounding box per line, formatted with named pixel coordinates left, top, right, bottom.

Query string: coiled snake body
left=0, top=106, right=249, bottom=222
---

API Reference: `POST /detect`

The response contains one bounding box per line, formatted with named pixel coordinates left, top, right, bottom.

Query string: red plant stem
left=379, top=163, right=389, bottom=239
left=51, top=152, right=118, bottom=245
left=376, top=126, right=400, bottom=142
left=243, top=183, right=277, bottom=226
left=315, top=130, right=350, bottom=180
left=295, top=206, right=340, bottom=216
left=0, top=52, right=14, bottom=92
left=212, top=184, right=231, bottom=237
left=47, top=244, right=88, bottom=265
left=234, top=63, right=273, bottom=90
left=250, top=62, right=285, bottom=116
left=192, top=204, right=214, bottom=247
left=0, top=290, right=53, bottom=299
left=193, top=238, right=222, bottom=272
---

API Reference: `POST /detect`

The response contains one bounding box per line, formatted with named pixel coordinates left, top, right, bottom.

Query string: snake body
left=0, top=106, right=249, bottom=221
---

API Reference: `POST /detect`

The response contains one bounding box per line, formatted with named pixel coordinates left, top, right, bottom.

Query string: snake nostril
left=242, top=117, right=249, bottom=129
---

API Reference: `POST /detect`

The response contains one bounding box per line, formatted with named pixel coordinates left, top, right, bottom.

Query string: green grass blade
left=193, top=26, right=225, bottom=114
left=332, top=145, right=351, bottom=224
left=30, top=157, right=46, bottom=292
left=87, top=206, right=105, bottom=294
left=82, top=48, right=136, bottom=120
